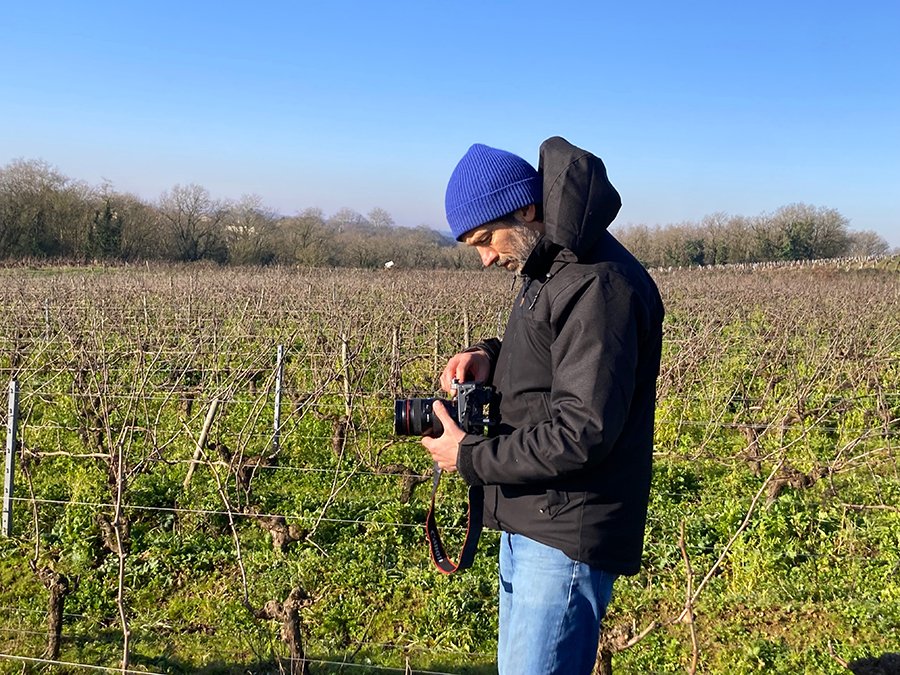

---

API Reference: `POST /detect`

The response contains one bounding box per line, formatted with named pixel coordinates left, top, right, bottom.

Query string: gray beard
left=499, top=226, right=542, bottom=274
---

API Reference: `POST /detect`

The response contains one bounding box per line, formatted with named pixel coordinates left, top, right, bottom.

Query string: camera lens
left=394, top=398, right=452, bottom=437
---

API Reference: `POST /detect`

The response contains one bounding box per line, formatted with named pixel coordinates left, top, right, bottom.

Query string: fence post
left=182, top=398, right=220, bottom=491
left=3, top=380, right=20, bottom=537
left=273, top=344, right=285, bottom=453
left=463, top=310, right=471, bottom=348
left=390, top=325, right=401, bottom=397
left=432, top=320, right=440, bottom=380
left=340, top=333, right=352, bottom=419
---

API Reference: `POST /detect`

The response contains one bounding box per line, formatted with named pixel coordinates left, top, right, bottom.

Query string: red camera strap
left=425, top=462, right=483, bottom=574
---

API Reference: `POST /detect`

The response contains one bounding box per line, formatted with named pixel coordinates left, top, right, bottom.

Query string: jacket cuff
left=465, top=338, right=501, bottom=384
left=456, top=435, right=485, bottom=487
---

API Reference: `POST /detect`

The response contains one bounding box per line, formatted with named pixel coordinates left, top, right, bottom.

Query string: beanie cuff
left=448, top=175, right=542, bottom=240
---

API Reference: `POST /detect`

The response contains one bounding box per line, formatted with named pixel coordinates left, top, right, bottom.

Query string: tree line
left=0, top=158, right=892, bottom=269
left=613, top=206, right=892, bottom=268
left=0, top=159, right=474, bottom=269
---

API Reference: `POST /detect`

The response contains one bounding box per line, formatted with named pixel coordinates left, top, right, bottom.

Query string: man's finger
left=440, top=367, right=458, bottom=394
left=455, top=363, right=469, bottom=382
left=432, top=400, right=451, bottom=423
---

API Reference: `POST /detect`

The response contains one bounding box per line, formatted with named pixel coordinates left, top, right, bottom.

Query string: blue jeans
left=498, top=532, right=617, bottom=675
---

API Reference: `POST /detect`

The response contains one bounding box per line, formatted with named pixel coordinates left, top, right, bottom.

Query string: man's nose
left=479, top=247, right=498, bottom=267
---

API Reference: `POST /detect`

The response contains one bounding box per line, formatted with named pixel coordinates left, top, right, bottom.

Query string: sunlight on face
left=463, top=223, right=541, bottom=274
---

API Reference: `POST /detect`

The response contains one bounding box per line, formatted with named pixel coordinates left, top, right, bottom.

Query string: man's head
left=459, top=207, right=543, bottom=274
left=445, top=144, right=544, bottom=272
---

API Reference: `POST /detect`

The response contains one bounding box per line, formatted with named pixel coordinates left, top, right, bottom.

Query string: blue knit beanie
left=445, top=143, right=542, bottom=240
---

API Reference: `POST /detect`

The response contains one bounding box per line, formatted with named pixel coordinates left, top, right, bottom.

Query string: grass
left=1, top=259, right=898, bottom=673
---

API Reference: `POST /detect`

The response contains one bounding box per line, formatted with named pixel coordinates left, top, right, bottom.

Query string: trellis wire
left=0, top=624, right=495, bottom=662
left=0, top=652, right=462, bottom=675
left=9, top=496, right=484, bottom=533
left=0, top=652, right=167, bottom=674
left=15, top=420, right=900, bottom=437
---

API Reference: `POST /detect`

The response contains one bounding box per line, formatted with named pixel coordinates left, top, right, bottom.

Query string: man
left=421, top=138, right=664, bottom=675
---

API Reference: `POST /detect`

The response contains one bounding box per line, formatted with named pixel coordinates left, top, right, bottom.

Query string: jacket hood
left=538, top=136, right=622, bottom=260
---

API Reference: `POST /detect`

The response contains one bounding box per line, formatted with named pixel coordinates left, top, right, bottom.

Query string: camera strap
left=425, top=462, right=483, bottom=574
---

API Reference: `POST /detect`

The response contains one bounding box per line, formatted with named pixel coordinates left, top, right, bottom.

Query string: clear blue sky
left=2, top=1, right=898, bottom=246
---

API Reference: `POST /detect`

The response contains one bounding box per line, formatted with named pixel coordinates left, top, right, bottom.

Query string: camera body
left=395, top=381, right=499, bottom=438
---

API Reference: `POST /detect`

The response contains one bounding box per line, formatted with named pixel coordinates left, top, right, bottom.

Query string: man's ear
left=519, top=204, right=544, bottom=233
left=520, top=204, right=539, bottom=223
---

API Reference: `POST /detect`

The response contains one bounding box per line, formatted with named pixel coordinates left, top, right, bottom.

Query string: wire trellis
left=2, top=261, right=898, bottom=675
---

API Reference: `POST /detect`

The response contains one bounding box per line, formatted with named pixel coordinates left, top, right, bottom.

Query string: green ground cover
left=1, top=260, right=898, bottom=674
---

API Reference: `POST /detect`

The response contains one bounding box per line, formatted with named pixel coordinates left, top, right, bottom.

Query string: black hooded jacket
left=455, top=137, right=664, bottom=575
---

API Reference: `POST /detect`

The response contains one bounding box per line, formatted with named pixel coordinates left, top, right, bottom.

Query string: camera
left=394, top=381, right=499, bottom=438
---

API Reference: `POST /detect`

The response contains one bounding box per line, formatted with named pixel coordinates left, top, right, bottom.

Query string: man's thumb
left=432, top=400, right=451, bottom=421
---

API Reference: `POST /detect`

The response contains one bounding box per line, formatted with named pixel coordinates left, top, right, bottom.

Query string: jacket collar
left=520, top=234, right=573, bottom=280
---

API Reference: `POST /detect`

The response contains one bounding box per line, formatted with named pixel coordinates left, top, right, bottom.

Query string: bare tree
left=0, top=158, right=94, bottom=258
left=367, top=206, right=395, bottom=230
left=697, top=212, right=731, bottom=265
left=157, top=183, right=227, bottom=262
left=224, top=194, right=278, bottom=264
left=770, top=203, right=849, bottom=259
left=276, top=207, right=333, bottom=265
left=109, top=191, right=164, bottom=260
left=846, top=229, right=891, bottom=256
left=327, top=207, right=368, bottom=234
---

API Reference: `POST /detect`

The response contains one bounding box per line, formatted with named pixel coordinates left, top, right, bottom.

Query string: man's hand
left=440, top=349, right=491, bottom=394
left=421, top=401, right=466, bottom=472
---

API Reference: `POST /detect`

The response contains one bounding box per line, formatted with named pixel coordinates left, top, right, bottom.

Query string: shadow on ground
left=129, top=652, right=497, bottom=675
left=849, top=653, right=900, bottom=675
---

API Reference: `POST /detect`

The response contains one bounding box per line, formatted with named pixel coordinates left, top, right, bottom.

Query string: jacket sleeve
left=456, top=272, right=643, bottom=486
left=466, top=337, right=501, bottom=384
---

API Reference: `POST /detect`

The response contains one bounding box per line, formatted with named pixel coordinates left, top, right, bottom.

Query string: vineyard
left=1, top=259, right=898, bottom=674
